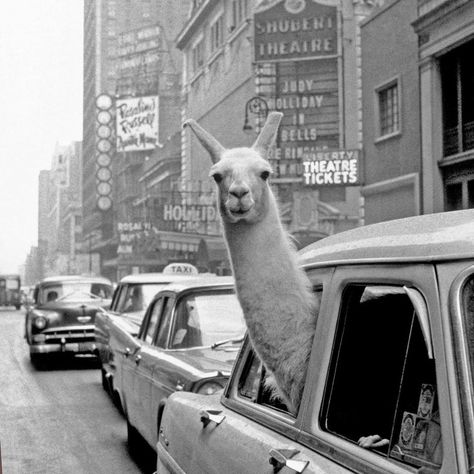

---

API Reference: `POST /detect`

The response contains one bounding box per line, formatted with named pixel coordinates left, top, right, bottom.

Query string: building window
left=377, top=80, right=400, bottom=138
left=192, top=39, right=204, bottom=73
left=445, top=176, right=474, bottom=211
left=210, top=15, right=224, bottom=53
left=440, top=39, right=474, bottom=157
left=321, top=285, right=442, bottom=468
left=231, top=0, right=248, bottom=28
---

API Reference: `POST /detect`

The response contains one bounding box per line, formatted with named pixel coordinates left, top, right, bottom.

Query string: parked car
left=95, top=270, right=202, bottom=397
left=25, top=275, right=113, bottom=366
left=157, top=209, right=474, bottom=474
left=117, top=276, right=246, bottom=454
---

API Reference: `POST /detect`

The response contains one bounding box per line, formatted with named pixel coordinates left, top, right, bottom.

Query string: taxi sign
left=163, top=263, right=198, bottom=275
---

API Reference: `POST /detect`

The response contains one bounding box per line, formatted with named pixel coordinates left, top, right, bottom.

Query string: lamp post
left=243, top=96, right=269, bottom=133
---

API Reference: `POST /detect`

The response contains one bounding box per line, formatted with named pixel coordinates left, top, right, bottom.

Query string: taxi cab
left=157, top=209, right=474, bottom=474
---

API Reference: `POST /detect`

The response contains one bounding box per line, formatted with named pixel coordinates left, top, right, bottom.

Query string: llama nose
left=229, top=184, right=249, bottom=199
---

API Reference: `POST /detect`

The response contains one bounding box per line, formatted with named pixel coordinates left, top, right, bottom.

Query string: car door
left=297, top=264, right=458, bottom=474
left=128, top=296, right=166, bottom=445
left=160, top=338, right=352, bottom=474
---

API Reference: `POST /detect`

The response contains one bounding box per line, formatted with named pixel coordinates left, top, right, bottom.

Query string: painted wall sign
left=302, top=149, right=361, bottom=186
left=254, top=0, right=338, bottom=62
left=116, top=96, right=159, bottom=152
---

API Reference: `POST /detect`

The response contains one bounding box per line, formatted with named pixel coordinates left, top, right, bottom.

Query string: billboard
left=254, top=0, right=338, bottom=63
left=115, top=96, right=159, bottom=152
left=301, top=149, right=361, bottom=186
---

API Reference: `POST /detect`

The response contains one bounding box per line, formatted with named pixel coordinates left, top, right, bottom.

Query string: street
left=0, top=308, right=155, bottom=474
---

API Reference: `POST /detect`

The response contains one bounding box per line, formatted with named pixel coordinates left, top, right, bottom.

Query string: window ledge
left=374, top=130, right=401, bottom=144
left=189, top=68, right=205, bottom=85
left=439, top=149, right=474, bottom=167
left=227, top=19, right=250, bottom=44
left=208, top=47, right=224, bottom=66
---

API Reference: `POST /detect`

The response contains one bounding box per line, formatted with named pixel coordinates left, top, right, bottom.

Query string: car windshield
left=116, top=283, right=170, bottom=314
left=39, top=282, right=113, bottom=304
left=170, top=291, right=245, bottom=349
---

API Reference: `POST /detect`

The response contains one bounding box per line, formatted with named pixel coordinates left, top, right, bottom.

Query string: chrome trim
left=448, top=265, right=474, bottom=472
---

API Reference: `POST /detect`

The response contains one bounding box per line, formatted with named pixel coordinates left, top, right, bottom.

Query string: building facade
left=83, top=0, right=192, bottom=280
left=361, top=0, right=474, bottom=224
left=177, top=0, right=380, bottom=254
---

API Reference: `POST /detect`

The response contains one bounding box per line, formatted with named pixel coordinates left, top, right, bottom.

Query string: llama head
left=184, top=112, right=283, bottom=224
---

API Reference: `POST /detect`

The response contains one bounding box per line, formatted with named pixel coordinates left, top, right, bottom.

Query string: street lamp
left=243, top=96, right=269, bottom=133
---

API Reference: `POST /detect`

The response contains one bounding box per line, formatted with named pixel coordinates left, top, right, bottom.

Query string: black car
left=25, top=275, right=113, bottom=366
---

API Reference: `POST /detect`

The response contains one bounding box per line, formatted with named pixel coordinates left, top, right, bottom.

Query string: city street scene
left=1, top=0, right=474, bottom=473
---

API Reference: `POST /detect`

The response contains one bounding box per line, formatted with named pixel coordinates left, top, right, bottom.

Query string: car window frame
left=221, top=268, right=331, bottom=440
left=154, top=295, right=174, bottom=348
left=297, top=263, right=455, bottom=474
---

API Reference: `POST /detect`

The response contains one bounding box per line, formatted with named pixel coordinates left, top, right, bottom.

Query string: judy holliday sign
left=116, top=95, right=159, bottom=152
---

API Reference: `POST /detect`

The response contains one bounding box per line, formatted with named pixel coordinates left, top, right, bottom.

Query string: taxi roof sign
left=163, top=263, right=198, bottom=275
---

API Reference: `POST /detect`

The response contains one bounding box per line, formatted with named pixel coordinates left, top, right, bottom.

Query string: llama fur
left=184, top=113, right=318, bottom=413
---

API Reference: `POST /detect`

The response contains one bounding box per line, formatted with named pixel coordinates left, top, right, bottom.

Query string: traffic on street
left=0, top=307, right=155, bottom=474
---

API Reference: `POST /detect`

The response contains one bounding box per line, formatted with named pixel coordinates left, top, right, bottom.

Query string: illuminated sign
left=163, top=263, right=198, bottom=275
left=301, top=149, right=361, bottom=186
left=116, top=96, right=159, bottom=152
left=254, top=0, right=338, bottom=62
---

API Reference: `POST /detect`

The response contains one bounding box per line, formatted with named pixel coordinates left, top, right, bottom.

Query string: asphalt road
left=0, top=308, right=156, bottom=474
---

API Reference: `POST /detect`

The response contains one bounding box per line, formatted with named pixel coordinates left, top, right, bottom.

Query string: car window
left=115, top=283, right=169, bottom=313
left=321, top=284, right=442, bottom=469
left=143, top=297, right=164, bottom=344
left=235, top=288, right=323, bottom=416
left=155, top=297, right=172, bottom=348
left=462, top=274, right=474, bottom=391
left=38, top=282, right=112, bottom=303
left=238, top=348, right=291, bottom=414
left=169, top=290, right=245, bottom=349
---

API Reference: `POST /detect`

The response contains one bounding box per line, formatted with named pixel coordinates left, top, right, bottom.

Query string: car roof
left=299, top=209, right=474, bottom=268
left=39, top=275, right=112, bottom=285
left=117, top=273, right=215, bottom=284
left=154, top=275, right=235, bottom=294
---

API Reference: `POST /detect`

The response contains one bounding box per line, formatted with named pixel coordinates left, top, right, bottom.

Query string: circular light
left=97, top=153, right=111, bottom=166
left=33, top=316, right=47, bottom=330
left=97, top=196, right=112, bottom=211
left=97, top=125, right=112, bottom=139
left=97, top=182, right=112, bottom=196
left=97, top=110, right=112, bottom=124
left=96, top=94, right=113, bottom=110
left=97, top=167, right=112, bottom=181
left=196, top=381, right=225, bottom=395
left=97, top=139, right=112, bottom=153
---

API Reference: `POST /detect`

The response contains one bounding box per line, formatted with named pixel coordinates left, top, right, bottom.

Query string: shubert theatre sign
left=254, top=0, right=341, bottom=182
left=254, top=0, right=338, bottom=62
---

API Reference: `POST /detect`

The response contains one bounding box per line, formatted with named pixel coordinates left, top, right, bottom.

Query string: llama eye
left=260, top=170, right=270, bottom=181
left=212, top=173, right=223, bottom=183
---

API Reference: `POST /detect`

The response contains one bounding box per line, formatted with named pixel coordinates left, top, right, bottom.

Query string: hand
left=358, top=434, right=389, bottom=449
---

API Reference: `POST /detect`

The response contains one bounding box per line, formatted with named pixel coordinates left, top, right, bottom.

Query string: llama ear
left=183, top=119, right=225, bottom=164
left=252, top=111, right=283, bottom=158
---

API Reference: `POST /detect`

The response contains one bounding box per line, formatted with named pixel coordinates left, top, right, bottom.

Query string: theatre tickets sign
left=302, top=149, right=361, bottom=186
left=116, top=95, right=159, bottom=152
left=254, top=0, right=338, bottom=62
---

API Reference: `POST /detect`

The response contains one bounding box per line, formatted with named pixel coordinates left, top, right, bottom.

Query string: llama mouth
left=229, top=207, right=250, bottom=218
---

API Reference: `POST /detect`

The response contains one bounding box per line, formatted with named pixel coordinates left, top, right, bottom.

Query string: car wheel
left=101, top=368, right=109, bottom=393
left=30, top=353, right=46, bottom=369
left=127, top=419, right=141, bottom=456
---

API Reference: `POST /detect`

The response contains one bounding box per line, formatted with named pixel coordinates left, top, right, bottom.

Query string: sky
left=0, top=0, right=83, bottom=273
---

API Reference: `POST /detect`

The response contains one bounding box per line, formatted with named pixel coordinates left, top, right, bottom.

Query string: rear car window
left=321, top=285, right=442, bottom=469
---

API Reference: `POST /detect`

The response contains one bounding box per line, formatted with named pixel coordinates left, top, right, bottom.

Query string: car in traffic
left=157, top=209, right=474, bottom=474
left=116, top=276, right=245, bottom=454
left=25, top=275, right=113, bottom=366
left=95, top=266, right=201, bottom=398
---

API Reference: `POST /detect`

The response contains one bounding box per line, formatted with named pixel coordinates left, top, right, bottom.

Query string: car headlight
left=33, top=316, right=47, bottom=330
left=196, top=380, right=225, bottom=395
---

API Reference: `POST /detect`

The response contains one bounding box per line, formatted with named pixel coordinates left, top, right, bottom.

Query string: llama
left=184, top=112, right=318, bottom=413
